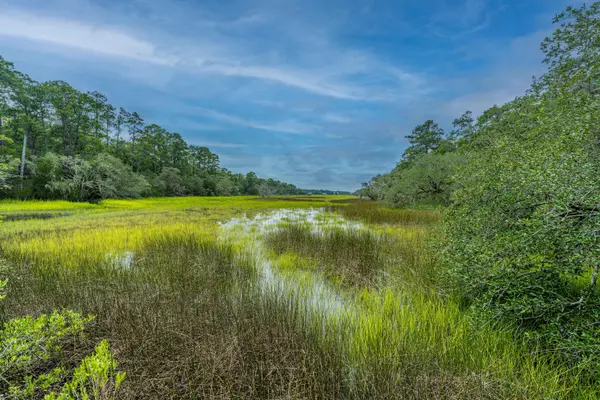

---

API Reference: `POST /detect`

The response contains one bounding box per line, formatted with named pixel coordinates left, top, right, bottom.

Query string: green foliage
left=445, top=88, right=600, bottom=378
left=45, top=340, right=125, bottom=400
left=405, top=119, right=444, bottom=159
left=363, top=113, right=466, bottom=206
left=1, top=311, right=91, bottom=397
left=442, top=1, right=600, bottom=379
left=0, top=289, right=124, bottom=399
left=44, top=154, right=147, bottom=202
left=539, top=2, right=600, bottom=93
left=0, top=157, right=19, bottom=191
left=32, top=153, right=61, bottom=199
left=1, top=311, right=125, bottom=399
left=385, top=152, right=463, bottom=206
left=361, top=0, right=600, bottom=381
left=155, top=167, right=185, bottom=196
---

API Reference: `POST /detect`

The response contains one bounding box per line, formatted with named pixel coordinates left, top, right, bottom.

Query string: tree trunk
left=590, top=263, right=599, bottom=290
left=132, top=136, right=136, bottom=171
left=116, top=125, right=121, bottom=154
left=20, top=125, right=29, bottom=179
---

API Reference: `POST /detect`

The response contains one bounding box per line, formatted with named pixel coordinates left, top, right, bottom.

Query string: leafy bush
left=0, top=263, right=124, bottom=399
left=45, top=340, right=125, bottom=400
left=444, top=87, right=600, bottom=378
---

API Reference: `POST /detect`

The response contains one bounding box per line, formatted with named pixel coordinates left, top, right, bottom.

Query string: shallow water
left=1, top=212, right=70, bottom=222
left=219, top=208, right=366, bottom=322
left=105, top=251, right=135, bottom=269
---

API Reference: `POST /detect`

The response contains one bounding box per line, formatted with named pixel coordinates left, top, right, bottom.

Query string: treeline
left=305, top=189, right=352, bottom=195
left=0, top=57, right=302, bottom=201
left=356, top=117, right=467, bottom=205
left=363, top=2, right=600, bottom=380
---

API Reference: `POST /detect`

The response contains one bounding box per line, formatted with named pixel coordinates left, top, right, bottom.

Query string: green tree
left=126, top=112, right=144, bottom=171
left=539, top=2, right=600, bottom=94
left=189, top=145, right=219, bottom=173
left=405, top=120, right=444, bottom=157
left=449, top=111, right=475, bottom=142
left=385, top=152, right=462, bottom=206
left=31, top=152, right=60, bottom=199
left=157, top=167, right=185, bottom=196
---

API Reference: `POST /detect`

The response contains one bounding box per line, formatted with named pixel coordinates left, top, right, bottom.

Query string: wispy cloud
left=0, top=0, right=566, bottom=190
left=0, top=4, right=424, bottom=102
left=199, top=64, right=367, bottom=100
left=195, top=107, right=317, bottom=135
left=427, top=0, right=493, bottom=39
left=195, top=141, right=248, bottom=149
left=0, top=10, right=176, bottom=65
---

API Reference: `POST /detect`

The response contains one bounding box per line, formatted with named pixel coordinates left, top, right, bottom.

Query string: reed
left=0, top=197, right=593, bottom=399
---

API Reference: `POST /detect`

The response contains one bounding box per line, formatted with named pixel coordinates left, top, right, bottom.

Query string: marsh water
left=219, top=208, right=367, bottom=322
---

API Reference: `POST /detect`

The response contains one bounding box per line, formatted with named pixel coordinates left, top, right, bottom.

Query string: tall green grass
left=266, top=224, right=389, bottom=288
left=330, top=202, right=442, bottom=225
left=0, top=198, right=595, bottom=399
left=2, top=235, right=350, bottom=398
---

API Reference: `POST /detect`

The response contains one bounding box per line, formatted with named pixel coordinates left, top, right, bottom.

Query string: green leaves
left=0, top=300, right=125, bottom=399
left=444, top=69, right=600, bottom=378
left=44, top=341, right=125, bottom=400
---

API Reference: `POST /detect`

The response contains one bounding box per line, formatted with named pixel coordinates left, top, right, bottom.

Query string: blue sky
left=0, top=0, right=581, bottom=191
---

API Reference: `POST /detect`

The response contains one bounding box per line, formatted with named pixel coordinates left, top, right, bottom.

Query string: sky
left=0, top=0, right=582, bottom=191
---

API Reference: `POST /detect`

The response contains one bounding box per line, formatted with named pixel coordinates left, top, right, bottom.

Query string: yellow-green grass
left=329, top=201, right=442, bottom=225
left=0, top=195, right=353, bottom=212
left=263, top=221, right=589, bottom=398
left=0, top=197, right=594, bottom=399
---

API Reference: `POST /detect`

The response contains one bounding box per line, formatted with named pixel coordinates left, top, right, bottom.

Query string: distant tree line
left=303, top=189, right=352, bottom=195
left=361, top=1, right=600, bottom=380
left=0, top=57, right=303, bottom=201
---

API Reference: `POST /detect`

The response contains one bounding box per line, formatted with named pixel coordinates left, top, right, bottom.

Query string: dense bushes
left=445, top=87, right=600, bottom=377
left=364, top=1, right=600, bottom=379
left=0, top=150, right=301, bottom=200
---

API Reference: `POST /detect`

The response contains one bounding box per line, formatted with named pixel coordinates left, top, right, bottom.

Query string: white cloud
left=194, top=141, right=248, bottom=149
left=0, top=10, right=176, bottom=65
left=323, top=113, right=353, bottom=124
left=200, top=64, right=366, bottom=100
left=195, top=107, right=317, bottom=135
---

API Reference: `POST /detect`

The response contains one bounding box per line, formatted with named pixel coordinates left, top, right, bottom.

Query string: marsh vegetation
left=0, top=197, right=595, bottom=399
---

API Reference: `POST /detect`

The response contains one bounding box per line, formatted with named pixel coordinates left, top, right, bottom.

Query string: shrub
left=444, top=90, right=600, bottom=378
left=0, top=263, right=124, bottom=399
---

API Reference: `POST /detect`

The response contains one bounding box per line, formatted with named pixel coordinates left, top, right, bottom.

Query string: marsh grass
left=265, top=224, right=389, bottom=288
left=0, top=197, right=595, bottom=399
left=266, top=222, right=440, bottom=293
left=1, top=235, right=351, bottom=399
left=331, top=202, right=442, bottom=225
